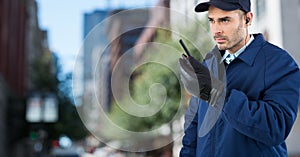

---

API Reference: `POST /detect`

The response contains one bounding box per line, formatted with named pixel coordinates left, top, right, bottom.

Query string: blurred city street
left=0, top=0, right=300, bottom=157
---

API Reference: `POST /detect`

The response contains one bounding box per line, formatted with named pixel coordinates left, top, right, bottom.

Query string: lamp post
left=26, top=93, right=58, bottom=123
left=26, top=92, right=58, bottom=156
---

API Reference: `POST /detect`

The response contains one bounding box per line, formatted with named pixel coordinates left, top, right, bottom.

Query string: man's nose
left=211, top=23, right=222, bottom=34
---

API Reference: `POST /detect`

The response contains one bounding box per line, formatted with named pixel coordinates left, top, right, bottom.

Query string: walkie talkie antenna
left=179, top=39, right=191, bottom=57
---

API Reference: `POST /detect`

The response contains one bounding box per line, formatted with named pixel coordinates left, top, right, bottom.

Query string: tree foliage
left=31, top=52, right=87, bottom=140
left=48, top=72, right=88, bottom=140
left=108, top=19, right=213, bottom=135
left=31, top=51, right=58, bottom=92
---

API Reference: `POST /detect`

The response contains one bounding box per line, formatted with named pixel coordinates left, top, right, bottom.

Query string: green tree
left=108, top=18, right=213, bottom=135
left=48, top=72, right=88, bottom=140
left=31, top=51, right=58, bottom=92
left=31, top=52, right=87, bottom=140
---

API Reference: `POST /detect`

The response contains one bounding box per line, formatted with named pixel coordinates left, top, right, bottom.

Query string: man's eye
left=220, top=19, right=229, bottom=23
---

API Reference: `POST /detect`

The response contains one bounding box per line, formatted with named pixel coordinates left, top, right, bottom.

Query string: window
left=256, top=0, right=266, bottom=20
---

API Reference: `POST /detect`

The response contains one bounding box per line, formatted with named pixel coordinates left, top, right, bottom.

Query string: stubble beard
left=216, top=23, right=246, bottom=52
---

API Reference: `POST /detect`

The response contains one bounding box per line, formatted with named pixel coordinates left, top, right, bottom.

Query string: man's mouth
left=214, top=37, right=226, bottom=43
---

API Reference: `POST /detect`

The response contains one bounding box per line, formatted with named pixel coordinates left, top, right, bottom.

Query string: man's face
left=208, top=6, right=247, bottom=53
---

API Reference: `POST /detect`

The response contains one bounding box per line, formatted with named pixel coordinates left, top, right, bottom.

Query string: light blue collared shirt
left=221, top=35, right=255, bottom=64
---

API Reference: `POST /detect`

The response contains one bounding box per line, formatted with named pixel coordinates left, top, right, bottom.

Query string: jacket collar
left=206, top=33, right=267, bottom=66
left=237, top=33, right=266, bottom=66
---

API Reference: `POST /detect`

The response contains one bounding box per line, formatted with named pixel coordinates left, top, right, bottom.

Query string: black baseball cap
left=195, top=0, right=251, bottom=13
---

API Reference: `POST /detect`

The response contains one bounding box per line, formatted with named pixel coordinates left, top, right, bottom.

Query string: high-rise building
left=83, top=10, right=110, bottom=81
left=79, top=9, right=110, bottom=115
left=81, top=8, right=150, bottom=112
left=0, top=0, right=29, bottom=156
left=106, top=9, right=149, bottom=108
left=0, top=0, right=56, bottom=156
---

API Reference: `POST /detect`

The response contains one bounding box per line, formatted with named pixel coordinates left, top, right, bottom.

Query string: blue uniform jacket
left=180, top=34, right=300, bottom=157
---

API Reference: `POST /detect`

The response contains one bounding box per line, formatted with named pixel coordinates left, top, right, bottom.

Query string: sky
left=36, top=0, right=158, bottom=74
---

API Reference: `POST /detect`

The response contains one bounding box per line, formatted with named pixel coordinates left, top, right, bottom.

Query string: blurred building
left=0, top=0, right=27, bottom=97
left=80, top=1, right=176, bottom=156
left=80, top=10, right=110, bottom=114
left=106, top=9, right=150, bottom=104
left=81, top=8, right=150, bottom=114
left=134, top=0, right=170, bottom=59
left=0, top=0, right=29, bottom=156
left=250, top=0, right=300, bottom=65
left=83, top=10, right=109, bottom=84
left=104, top=1, right=174, bottom=157
left=0, top=0, right=57, bottom=156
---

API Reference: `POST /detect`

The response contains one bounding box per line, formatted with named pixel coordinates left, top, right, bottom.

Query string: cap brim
left=194, top=2, right=210, bottom=12
left=195, top=1, right=241, bottom=12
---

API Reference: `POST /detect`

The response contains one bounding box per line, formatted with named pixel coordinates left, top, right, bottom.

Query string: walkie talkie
left=179, top=39, right=191, bottom=57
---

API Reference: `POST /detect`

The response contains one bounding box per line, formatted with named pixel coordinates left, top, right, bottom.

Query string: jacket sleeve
left=180, top=96, right=199, bottom=157
left=222, top=50, right=300, bottom=146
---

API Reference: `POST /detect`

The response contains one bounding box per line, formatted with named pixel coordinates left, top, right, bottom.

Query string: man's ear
left=245, top=12, right=253, bottom=25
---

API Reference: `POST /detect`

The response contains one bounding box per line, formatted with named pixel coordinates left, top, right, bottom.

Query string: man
left=178, top=0, right=300, bottom=156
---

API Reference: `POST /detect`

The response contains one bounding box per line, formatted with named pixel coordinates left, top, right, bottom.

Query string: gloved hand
left=178, top=55, right=224, bottom=106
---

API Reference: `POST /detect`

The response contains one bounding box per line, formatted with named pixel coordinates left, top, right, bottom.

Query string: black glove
left=178, top=55, right=224, bottom=106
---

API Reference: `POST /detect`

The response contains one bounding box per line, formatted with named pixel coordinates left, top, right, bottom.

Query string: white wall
left=280, top=0, right=300, bottom=65
left=250, top=0, right=283, bottom=47
left=251, top=0, right=300, bottom=65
